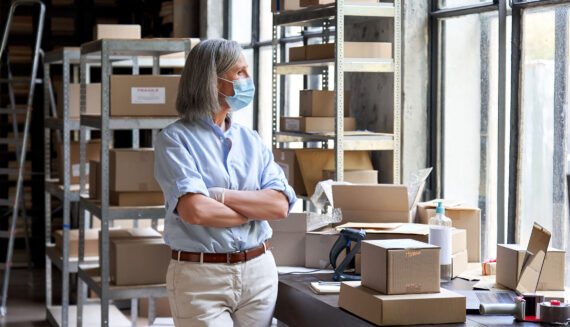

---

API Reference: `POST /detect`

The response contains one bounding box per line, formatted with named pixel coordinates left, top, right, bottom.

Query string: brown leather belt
left=172, top=241, right=269, bottom=264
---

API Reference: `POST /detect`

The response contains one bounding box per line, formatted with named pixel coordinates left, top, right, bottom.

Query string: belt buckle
left=227, top=249, right=240, bottom=264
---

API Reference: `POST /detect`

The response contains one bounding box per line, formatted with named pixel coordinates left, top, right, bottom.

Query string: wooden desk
left=275, top=273, right=539, bottom=327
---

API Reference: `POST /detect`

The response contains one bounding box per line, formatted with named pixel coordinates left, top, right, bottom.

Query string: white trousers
left=166, top=251, right=278, bottom=327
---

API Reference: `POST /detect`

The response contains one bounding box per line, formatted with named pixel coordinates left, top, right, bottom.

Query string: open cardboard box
left=332, top=183, right=425, bottom=223
left=336, top=222, right=429, bottom=243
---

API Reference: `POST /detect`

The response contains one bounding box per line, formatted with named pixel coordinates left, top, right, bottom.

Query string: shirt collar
left=201, top=115, right=234, bottom=136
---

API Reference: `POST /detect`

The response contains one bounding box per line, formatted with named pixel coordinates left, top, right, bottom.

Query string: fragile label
left=72, top=163, right=90, bottom=177
left=131, top=87, right=166, bottom=104
left=285, top=119, right=300, bottom=131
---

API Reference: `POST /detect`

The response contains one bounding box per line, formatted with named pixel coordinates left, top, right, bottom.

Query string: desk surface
left=275, top=273, right=541, bottom=327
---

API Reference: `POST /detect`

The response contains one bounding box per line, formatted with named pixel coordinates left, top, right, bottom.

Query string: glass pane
left=440, top=12, right=511, bottom=259
left=260, top=0, right=273, bottom=42
left=438, top=0, right=492, bottom=10
left=520, top=6, right=568, bottom=264
left=231, top=0, right=252, bottom=43
left=232, top=49, right=254, bottom=129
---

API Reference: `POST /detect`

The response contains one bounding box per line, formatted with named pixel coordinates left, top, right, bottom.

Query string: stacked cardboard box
left=280, top=90, right=355, bottom=133
left=269, top=213, right=310, bottom=266
left=496, top=244, right=566, bottom=291
left=451, top=229, right=468, bottom=277
left=94, top=24, right=141, bottom=40
left=54, top=229, right=100, bottom=258
left=90, top=149, right=164, bottom=206
left=288, top=42, right=392, bottom=62
left=110, top=75, right=180, bottom=117
left=56, top=140, right=101, bottom=185
left=339, top=239, right=466, bottom=325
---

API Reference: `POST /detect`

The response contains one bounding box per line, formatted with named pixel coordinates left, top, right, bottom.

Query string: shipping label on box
left=339, top=282, right=466, bottom=326
left=361, top=239, right=440, bottom=294
left=110, top=75, right=180, bottom=117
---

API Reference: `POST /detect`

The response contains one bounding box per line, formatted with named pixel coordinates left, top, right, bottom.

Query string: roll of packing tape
left=522, top=293, right=545, bottom=317
left=539, top=300, right=570, bottom=324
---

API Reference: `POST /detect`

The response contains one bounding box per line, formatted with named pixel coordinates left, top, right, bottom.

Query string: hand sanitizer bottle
left=429, top=201, right=452, bottom=282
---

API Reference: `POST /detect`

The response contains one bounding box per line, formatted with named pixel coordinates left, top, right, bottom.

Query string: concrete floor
left=0, top=268, right=49, bottom=327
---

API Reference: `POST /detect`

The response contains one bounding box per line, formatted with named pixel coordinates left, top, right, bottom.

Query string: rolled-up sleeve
left=154, top=130, right=209, bottom=215
left=258, top=140, right=297, bottom=213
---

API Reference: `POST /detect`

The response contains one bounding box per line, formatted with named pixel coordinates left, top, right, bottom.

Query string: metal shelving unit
left=76, top=38, right=192, bottom=327
left=271, top=0, right=401, bottom=184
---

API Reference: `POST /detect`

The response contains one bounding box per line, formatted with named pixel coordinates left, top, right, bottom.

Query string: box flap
left=332, top=184, right=409, bottom=223
left=336, top=222, right=402, bottom=230
left=269, top=212, right=308, bottom=233
left=337, top=223, right=429, bottom=236
left=364, top=239, right=436, bottom=250
left=515, top=223, right=551, bottom=294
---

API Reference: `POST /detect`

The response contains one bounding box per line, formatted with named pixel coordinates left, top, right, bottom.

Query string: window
left=431, top=0, right=569, bottom=281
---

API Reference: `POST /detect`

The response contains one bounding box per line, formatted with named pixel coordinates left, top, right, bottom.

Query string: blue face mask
left=218, top=77, right=255, bottom=111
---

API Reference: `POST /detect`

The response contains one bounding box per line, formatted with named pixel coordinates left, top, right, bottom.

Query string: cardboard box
left=280, top=117, right=355, bottom=133
left=110, top=75, right=180, bottom=117
left=452, top=228, right=467, bottom=255
left=99, top=227, right=162, bottom=268
left=305, top=227, right=346, bottom=269
left=94, top=24, right=141, bottom=40
left=295, top=149, right=373, bottom=197
left=271, top=0, right=302, bottom=12
left=269, top=213, right=314, bottom=267
left=452, top=249, right=468, bottom=278
left=54, top=229, right=99, bottom=258
left=339, top=282, right=466, bottom=326
left=416, top=200, right=481, bottom=262
left=289, top=45, right=306, bottom=61
left=354, top=253, right=361, bottom=274
left=332, top=184, right=421, bottom=223
left=272, top=148, right=306, bottom=196
left=110, top=149, right=161, bottom=192
left=57, top=83, right=101, bottom=119
left=110, top=191, right=164, bottom=206
left=138, top=297, right=171, bottom=318
left=57, top=140, right=101, bottom=185
left=322, top=169, right=377, bottom=184
left=89, top=160, right=100, bottom=200
left=340, top=222, right=429, bottom=243
left=361, top=239, right=440, bottom=294
left=111, top=238, right=171, bottom=285
left=299, top=90, right=350, bottom=117
left=496, top=244, right=566, bottom=291
left=301, top=0, right=378, bottom=7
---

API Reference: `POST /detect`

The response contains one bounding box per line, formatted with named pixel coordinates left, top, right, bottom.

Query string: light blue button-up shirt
left=154, top=117, right=296, bottom=253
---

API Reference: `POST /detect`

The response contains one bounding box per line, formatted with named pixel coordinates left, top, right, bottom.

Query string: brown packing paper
left=295, top=149, right=373, bottom=197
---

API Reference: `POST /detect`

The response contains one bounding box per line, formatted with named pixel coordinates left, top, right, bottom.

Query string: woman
left=154, top=39, right=296, bottom=327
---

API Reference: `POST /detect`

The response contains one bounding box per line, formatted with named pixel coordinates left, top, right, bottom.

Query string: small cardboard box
left=94, top=24, right=141, bottom=40
left=299, top=90, right=350, bottom=117
left=110, top=191, right=164, bottom=206
left=111, top=238, right=171, bottom=286
left=305, top=42, right=392, bottom=60
left=354, top=252, right=361, bottom=274
left=452, top=228, right=467, bottom=255
left=110, top=149, right=161, bottom=192
left=110, top=75, right=180, bottom=117
left=332, top=184, right=423, bottom=223
left=305, top=227, right=346, bottom=269
left=452, top=249, right=468, bottom=277
left=271, top=0, right=302, bottom=12
left=269, top=213, right=315, bottom=267
left=361, top=239, right=440, bottom=294
left=322, top=169, right=377, bottom=184
left=99, top=227, right=162, bottom=268
left=289, top=45, right=306, bottom=61
left=272, top=148, right=306, bottom=196
left=339, top=282, right=466, bottom=326
left=138, top=297, right=171, bottom=318
left=54, top=229, right=99, bottom=258
left=416, top=200, right=481, bottom=262
left=89, top=160, right=100, bottom=200
left=280, top=117, right=355, bottom=133
left=57, top=140, right=101, bottom=185
left=496, top=244, right=566, bottom=291
left=57, top=83, right=101, bottom=119
left=269, top=212, right=310, bottom=233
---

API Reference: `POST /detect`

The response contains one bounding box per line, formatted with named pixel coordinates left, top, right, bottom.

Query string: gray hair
left=176, top=39, right=242, bottom=122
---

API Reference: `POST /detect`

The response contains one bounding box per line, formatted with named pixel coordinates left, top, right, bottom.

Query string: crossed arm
left=176, top=189, right=289, bottom=228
